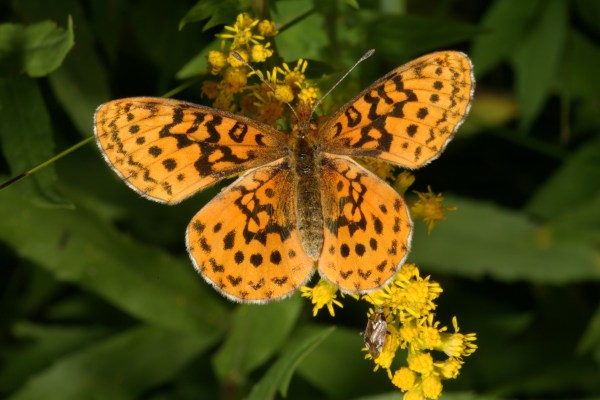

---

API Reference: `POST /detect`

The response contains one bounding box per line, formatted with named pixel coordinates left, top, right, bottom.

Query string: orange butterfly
left=94, top=51, right=474, bottom=303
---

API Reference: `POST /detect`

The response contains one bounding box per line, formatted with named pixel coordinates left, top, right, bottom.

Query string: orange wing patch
left=317, top=155, right=412, bottom=293
left=186, top=159, right=315, bottom=303
left=95, top=97, right=286, bottom=204
left=321, top=51, right=474, bottom=168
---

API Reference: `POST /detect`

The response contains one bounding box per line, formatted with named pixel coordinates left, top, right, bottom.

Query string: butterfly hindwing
left=321, top=51, right=474, bottom=169
left=95, top=97, right=287, bottom=204
left=317, top=155, right=412, bottom=293
left=186, top=158, right=315, bottom=303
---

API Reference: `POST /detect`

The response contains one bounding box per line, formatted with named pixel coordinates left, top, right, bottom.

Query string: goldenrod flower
left=298, top=85, right=319, bottom=106
left=421, top=374, right=443, bottom=399
left=222, top=67, right=248, bottom=93
left=227, top=50, right=248, bottom=68
left=201, top=80, right=219, bottom=99
left=407, top=351, right=434, bottom=375
left=300, top=280, right=343, bottom=317
left=251, top=43, right=273, bottom=62
left=219, top=14, right=261, bottom=46
left=278, top=59, right=308, bottom=88
left=410, top=187, right=456, bottom=234
left=392, top=367, right=417, bottom=391
left=357, top=157, right=395, bottom=181
left=275, top=84, right=294, bottom=103
left=405, top=387, right=426, bottom=400
left=438, top=317, right=478, bottom=357
left=207, top=50, right=227, bottom=75
left=258, top=19, right=278, bottom=36
left=394, top=171, right=415, bottom=195
left=437, top=357, right=463, bottom=379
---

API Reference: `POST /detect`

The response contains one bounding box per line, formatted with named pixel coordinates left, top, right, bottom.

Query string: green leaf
left=526, top=136, right=600, bottom=219
left=11, top=325, right=215, bottom=400
left=511, top=0, right=568, bottom=131
left=297, top=326, right=390, bottom=398
left=470, top=0, right=542, bottom=77
left=176, top=39, right=219, bottom=80
left=246, top=326, right=334, bottom=400
left=562, top=29, right=600, bottom=100
left=0, top=18, right=73, bottom=77
left=368, top=15, right=481, bottom=61
left=12, top=0, right=110, bottom=137
left=0, top=182, right=228, bottom=335
left=0, top=323, right=108, bottom=392
left=179, top=0, right=241, bottom=31
left=212, top=295, right=303, bottom=384
left=409, top=196, right=599, bottom=283
left=577, top=305, right=600, bottom=356
left=0, top=76, right=70, bottom=207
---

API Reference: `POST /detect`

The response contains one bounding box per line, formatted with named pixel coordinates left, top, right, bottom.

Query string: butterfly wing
left=318, top=155, right=412, bottom=293
left=94, top=97, right=287, bottom=204
left=186, top=158, right=315, bottom=303
left=320, top=51, right=474, bottom=168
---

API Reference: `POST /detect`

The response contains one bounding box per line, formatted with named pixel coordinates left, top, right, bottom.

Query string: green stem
left=1, top=136, right=95, bottom=190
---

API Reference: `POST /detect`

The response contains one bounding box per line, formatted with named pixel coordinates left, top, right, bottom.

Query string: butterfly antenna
left=231, top=51, right=300, bottom=122
left=311, top=49, right=375, bottom=116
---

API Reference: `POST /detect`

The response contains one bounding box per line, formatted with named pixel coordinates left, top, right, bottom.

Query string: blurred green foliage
left=1, top=0, right=599, bottom=399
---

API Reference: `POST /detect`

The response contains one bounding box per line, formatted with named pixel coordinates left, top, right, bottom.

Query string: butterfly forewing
left=186, top=158, right=315, bottom=303
left=95, top=97, right=287, bottom=204
left=317, top=155, right=412, bottom=293
left=321, top=51, right=474, bottom=168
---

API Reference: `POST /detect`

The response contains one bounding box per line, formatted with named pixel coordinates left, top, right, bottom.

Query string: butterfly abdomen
left=291, top=133, right=324, bottom=261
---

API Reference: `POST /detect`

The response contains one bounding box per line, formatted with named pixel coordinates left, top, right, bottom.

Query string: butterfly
left=94, top=51, right=474, bottom=303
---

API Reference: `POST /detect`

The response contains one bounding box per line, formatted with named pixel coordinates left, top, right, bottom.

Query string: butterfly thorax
left=289, top=121, right=323, bottom=260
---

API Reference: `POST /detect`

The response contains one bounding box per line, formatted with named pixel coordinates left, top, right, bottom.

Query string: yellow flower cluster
left=363, top=264, right=477, bottom=400
left=301, top=264, right=477, bottom=400
left=203, top=13, right=319, bottom=124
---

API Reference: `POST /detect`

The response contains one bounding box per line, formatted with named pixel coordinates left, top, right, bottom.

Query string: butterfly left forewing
left=320, top=51, right=474, bottom=169
left=318, top=155, right=412, bottom=293
left=95, top=97, right=287, bottom=204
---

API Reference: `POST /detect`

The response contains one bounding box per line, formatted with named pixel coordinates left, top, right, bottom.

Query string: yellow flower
left=207, top=50, right=227, bottom=75
left=421, top=374, right=443, bottom=399
left=404, top=387, right=426, bottom=400
left=278, top=59, right=308, bottom=88
left=201, top=80, right=219, bottom=99
left=437, top=357, right=463, bottom=379
left=222, top=67, right=248, bottom=94
left=357, top=157, right=395, bottom=181
left=407, top=351, right=434, bottom=375
left=258, top=19, right=278, bottom=36
left=227, top=50, right=248, bottom=68
left=398, top=262, right=419, bottom=280
left=300, top=280, right=343, bottom=317
left=395, top=275, right=442, bottom=320
left=392, top=367, right=417, bottom=391
left=438, top=317, right=478, bottom=358
left=297, top=85, right=319, bottom=106
left=251, top=43, right=273, bottom=63
left=219, top=13, right=261, bottom=46
left=213, top=92, right=233, bottom=111
left=394, top=171, right=415, bottom=195
left=275, top=84, right=294, bottom=103
left=410, top=186, right=456, bottom=234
